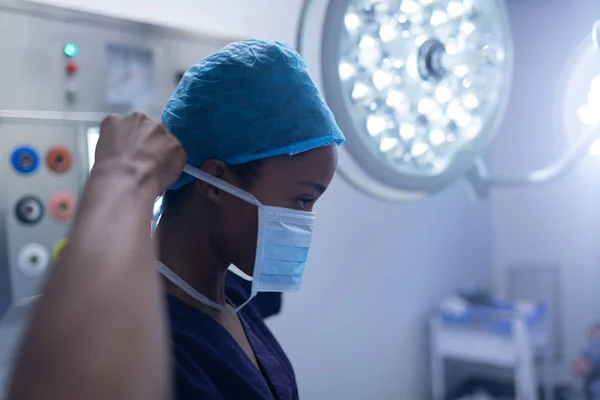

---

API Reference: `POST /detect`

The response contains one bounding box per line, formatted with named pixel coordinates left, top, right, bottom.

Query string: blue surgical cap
left=162, top=39, right=345, bottom=191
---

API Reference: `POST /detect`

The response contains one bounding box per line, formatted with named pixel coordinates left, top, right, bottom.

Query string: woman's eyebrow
left=298, top=181, right=326, bottom=194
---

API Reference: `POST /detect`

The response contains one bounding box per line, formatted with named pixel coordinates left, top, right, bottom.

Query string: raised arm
left=7, top=113, right=186, bottom=400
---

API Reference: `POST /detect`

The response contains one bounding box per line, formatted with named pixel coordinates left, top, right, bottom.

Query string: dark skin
left=7, top=113, right=186, bottom=400
left=155, top=145, right=338, bottom=367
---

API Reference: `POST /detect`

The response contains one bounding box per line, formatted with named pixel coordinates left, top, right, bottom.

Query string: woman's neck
left=155, top=219, right=230, bottom=310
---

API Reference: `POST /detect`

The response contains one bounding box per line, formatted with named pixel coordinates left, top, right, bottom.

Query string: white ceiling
left=27, top=0, right=304, bottom=43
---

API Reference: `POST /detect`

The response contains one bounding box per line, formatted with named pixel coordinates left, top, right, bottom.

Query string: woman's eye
left=297, top=199, right=313, bottom=209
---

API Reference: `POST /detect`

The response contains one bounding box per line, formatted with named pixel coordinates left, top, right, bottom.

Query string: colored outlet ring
left=45, top=146, right=73, bottom=174
left=14, top=196, right=44, bottom=225
left=18, top=243, right=49, bottom=277
left=11, top=146, right=39, bottom=175
left=51, top=239, right=68, bottom=264
left=48, top=192, right=76, bottom=222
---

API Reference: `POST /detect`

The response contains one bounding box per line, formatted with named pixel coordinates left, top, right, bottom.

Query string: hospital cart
left=430, top=303, right=554, bottom=400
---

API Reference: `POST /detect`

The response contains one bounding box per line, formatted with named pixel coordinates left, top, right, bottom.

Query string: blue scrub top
left=166, top=271, right=298, bottom=400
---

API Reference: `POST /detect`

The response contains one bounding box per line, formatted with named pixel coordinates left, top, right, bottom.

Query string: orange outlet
left=49, top=192, right=76, bottom=222
left=46, top=146, right=73, bottom=174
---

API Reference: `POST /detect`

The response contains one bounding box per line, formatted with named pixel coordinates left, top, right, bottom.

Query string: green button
left=63, top=43, right=78, bottom=57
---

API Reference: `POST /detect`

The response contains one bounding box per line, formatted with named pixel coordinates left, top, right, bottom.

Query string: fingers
left=165, top=133, right=187, bottom=184
left=97, top=111, right=187, bottom=193
left=99, top=114, right=117, bottom=140
left=101, top=112, right=149, bottom=131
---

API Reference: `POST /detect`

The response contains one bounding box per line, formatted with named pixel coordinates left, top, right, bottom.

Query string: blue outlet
left=11, top=146, right=39, bottom=175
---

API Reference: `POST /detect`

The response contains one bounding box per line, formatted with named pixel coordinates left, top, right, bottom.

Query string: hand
left=94, top=112, right=186, bottom=197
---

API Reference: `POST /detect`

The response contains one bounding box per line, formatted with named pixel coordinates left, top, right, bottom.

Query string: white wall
left=490, top=0, right=600, bottom=384
left=16, top=1, right=493, bottom=398
left=27, top=0, right=303, bottom=43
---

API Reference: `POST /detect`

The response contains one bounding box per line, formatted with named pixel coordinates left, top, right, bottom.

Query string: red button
left=66, top=61, right=78, bottom=74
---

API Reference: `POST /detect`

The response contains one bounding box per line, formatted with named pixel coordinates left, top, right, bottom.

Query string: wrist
left=90, top=161, right=161, bottom=200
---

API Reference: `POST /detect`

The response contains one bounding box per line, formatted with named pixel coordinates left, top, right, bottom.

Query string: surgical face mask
left=155, top=164, right=316, bottom=314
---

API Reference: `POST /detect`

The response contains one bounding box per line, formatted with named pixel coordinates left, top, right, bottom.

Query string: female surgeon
left=154, top=39, right=345, bottom=399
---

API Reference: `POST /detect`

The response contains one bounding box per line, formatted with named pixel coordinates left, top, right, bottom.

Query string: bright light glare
left=587, top=75, right=600, bottom=105
left=380, top=24, right=398, bottom=42
left=453, top=65, right=469, bottom=77
left=588, top=89, right=600, bottom=106
left=447, top=1, right=465, bottom=18
left=411, top=141, right=429, bottom=156
left=430, top=10, right=449, bottom=27
left=400, top=124, right=416, bottom=140
left=373, top=70, right=394, bottom=89
left=337, top=0, right=510, bottom=176
left=462, top=93, right=480, bottom=110
left=578, top=104, right=600, bottom=126
left=345, top=13, right=360, bottom=31
left=86, top=127, right=100, bottom=173
left=380, top=137, right=399, bottom=152
left=435, top=86, right=453, bottom=103
left=358, top=35, right=382, bottom=66
left=386, top=90, right=405, bottom=106
left=579, top=77, right=600, bottom=155
left=464, top=116, right=482, bottom=139
left=339, top=62, right=355, bottom=80
left=391, top=58, right=404, bottom=68
left=591, top=75, right=600, bottom=92
left=447, top=100, right=465, bottom=121
left=460, top=20, right=477, bottom=35
left=359, top=35, right=377, bottom=49
left=367, top=115, right=387, bottom=136
left=590, top=138, right=600, bottom=156
left=417, top=97, right=436, bottom=114
left=352, top=82, right=369, bottom=100
left=578, top=74, right=600, bottom=127
left=401, top=0, right=421, bottom=14
left=463, top=0, right=474, bottom=13
left=445, top=41, right=459, bottom=55
left=429, top=129, right=446, bottom=145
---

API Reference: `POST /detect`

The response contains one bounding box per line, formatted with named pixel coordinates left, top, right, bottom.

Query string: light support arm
left=465, top=123, right=600, bottom=197
left=593, top=20, right=600, bottom=50
left=465, top=20, right=600, bottom=198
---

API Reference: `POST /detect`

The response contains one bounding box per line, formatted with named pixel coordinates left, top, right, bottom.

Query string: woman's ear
left=194, top=159, right=233, bottom=203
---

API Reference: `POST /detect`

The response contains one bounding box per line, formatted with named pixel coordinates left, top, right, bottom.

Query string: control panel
left=0, top=115, right=95, bottom=315
left=0, top=0, right=236, bottom=321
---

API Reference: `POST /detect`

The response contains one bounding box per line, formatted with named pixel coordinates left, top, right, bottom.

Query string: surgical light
left=590, top=139, right=600, bottom=157
left=297, top=3, right=600, bottom=200
left=560, top=20, right=600, bottom=161
left=298, top=0, right=512, bottom=200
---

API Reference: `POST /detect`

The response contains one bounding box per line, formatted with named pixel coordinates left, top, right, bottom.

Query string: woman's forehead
left=258, top=146, right=338, bottom=185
